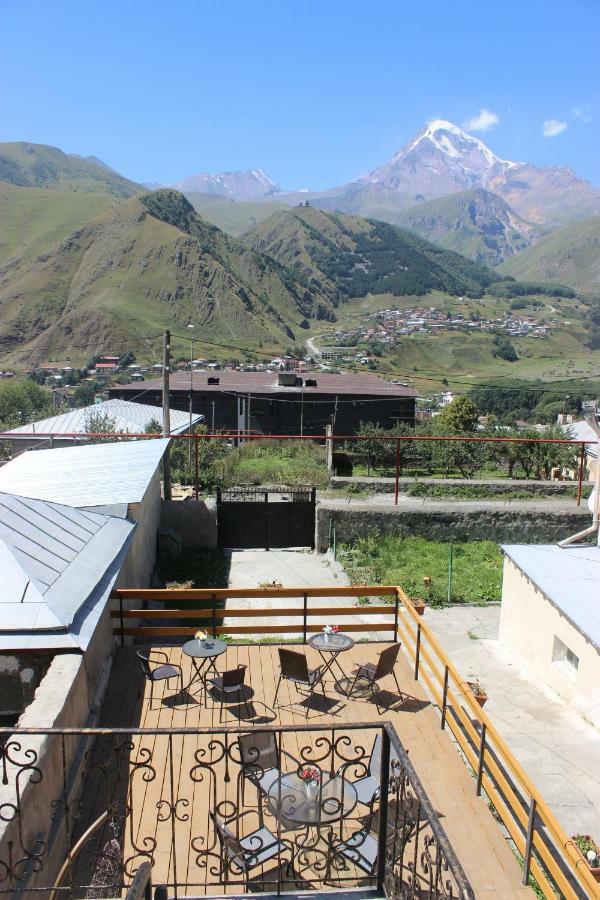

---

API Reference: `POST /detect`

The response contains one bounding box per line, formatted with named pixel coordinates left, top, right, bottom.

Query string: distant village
left=319, top=304, right=553, bottom=361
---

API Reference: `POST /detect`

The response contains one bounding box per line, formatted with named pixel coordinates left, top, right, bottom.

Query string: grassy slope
left=395, top=189, right=544, bottom=266
left=0, top=142, right=142, bottom=198
left=0, top=190, right=332, bottom=365
left=497, top=216, right=600, bottom=295
left=0, top=181, right=118, bottom=265
left=243, top=206, right=497, bottom=301
left=184, top=191, right=293, bottom=236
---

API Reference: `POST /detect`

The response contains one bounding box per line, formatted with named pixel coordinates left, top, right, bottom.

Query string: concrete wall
left=0, top=652, right=52, bottom=721
left=161, top=497, right=217, bottom=548
left=0, top=655, right=92, bottom=893
left=499, top=557, right=600, bottom=729
left=117, top=469, right=162, bottom=588
left=316, top=500, right=591, bottom=551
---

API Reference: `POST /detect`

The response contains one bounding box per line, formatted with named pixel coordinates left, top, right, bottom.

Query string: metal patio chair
left=273, top=648, right=326, bottom=718
left=136, top=650, right=183, bottom=709
left=347, top=643, right=404, bottom=711
left=237, top=731, right=299, bottom=815
left=208, top=665, right=250, bottom=721
left=211, top=809, right=294, bottom=888
left=330, top=826, right=379, bottom=881
left=337, top=732, right=401, bottom=821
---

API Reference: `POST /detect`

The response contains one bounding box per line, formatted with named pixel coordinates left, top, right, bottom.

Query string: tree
left=144, top=417, right=162, bottom=434
left=83, top=411, right=122, bottom=443
left=353, top=423, right=394, bottom=476
left=0, top=380, right=53, bottom=427
left=435, top=397, right=479, bottom=434
left=73, top=381, right=98, bottom=407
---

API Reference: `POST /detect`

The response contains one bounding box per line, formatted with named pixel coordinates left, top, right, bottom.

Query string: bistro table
left=308, top=633, right=355, bottom=692
left=267, top=771, right=358, bottom=878
left=182, top=637, right=227, bottom=695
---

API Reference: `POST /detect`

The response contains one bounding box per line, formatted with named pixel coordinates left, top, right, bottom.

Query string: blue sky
left=2, top=0, right=599, bottom=190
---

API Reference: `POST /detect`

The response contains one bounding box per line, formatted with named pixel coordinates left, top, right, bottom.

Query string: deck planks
left=95, top=641, right=531, bottom=897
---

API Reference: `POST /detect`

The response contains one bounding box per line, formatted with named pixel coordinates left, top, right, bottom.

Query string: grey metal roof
left=0, top=492, right=134, bottom=651
left=0, top=438, right=170, bottom=508
left=502, top=544, right=600, bottom=652
left=4, top=398, right=203, bottom=439
left=561, top=420, right=598, bottom=458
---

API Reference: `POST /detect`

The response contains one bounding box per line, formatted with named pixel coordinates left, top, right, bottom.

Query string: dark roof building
left=109, top=371, right=417, bottom=435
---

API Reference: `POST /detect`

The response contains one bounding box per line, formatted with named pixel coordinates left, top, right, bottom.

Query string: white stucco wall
left=499, top=557, right=600, bottom=729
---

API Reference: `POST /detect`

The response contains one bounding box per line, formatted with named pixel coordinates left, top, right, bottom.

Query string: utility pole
left=162, top=330, right=172, bottom=501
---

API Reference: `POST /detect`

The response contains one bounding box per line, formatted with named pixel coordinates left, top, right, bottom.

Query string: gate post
left=310, top=487, right=316, bottom=550
left=264, top=491, right=270, bottom=551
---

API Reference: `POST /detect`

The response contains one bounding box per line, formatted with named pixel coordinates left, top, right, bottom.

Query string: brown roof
left=114, top=371, right=417, bottom=398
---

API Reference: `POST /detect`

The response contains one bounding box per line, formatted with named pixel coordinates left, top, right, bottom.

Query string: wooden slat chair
left=347, top=643, right=403, bottom=712
left=273, top=648, right=326, bottom=718
left=136, top=650, right=183, bottom=709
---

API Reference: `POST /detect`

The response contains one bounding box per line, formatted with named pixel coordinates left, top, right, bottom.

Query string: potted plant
left=466, top=680, right=488, bottom=708
left=298, top=764, right=321, bottom=800
left=411, top=597, right=426, bottom=616
left=322, top=624, right=340, bottom=642
left=572, top=834, right=600, bottom=882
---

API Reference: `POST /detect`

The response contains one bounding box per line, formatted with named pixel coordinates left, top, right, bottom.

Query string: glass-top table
left=308, top=633, right=355, bottom=691
left=267, top=771, right=358, bottom=827
left=182, top=638, right=227, bottom=694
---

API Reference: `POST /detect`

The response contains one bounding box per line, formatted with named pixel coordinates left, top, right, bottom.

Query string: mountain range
left=0, top=122, right=598, bottom=370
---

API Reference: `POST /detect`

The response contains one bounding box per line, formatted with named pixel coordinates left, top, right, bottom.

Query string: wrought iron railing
left=0, top=722, right=473, bottom=899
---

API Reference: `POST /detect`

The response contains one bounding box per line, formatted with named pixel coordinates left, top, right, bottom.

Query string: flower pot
left=412, top=598, right=426, bottom=617
left=466, top=681, right=488, bottom=708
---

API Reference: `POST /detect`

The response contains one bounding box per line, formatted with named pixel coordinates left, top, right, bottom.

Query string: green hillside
left=395, top=189, right=545, bottom=266
left=243, top=206, right=498, bottom=301
left=184, top=191, right=292, bottom=236
left=0, top=190, right=332, bottom=365
left=0, top=181, right=118, bottom=265
left=0, top=142, right=142, bottom=198
left=498, top=216, right=600, bottom=296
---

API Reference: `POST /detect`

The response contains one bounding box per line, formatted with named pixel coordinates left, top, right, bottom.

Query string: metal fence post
left=376, top=727, right=391, bottom=893
left=576, top=443, right=585, bottom=506
left=194, top=435, right=199, bottom=501
left=447, top=542, right=454, bottom=604
left=394, top=439, right=400, bottom=506
left=264, top=491, right=269, bottom=551
left=393, top=591, right=399, bottom=643
left=441, top=665, right=449, bottom=729
left=211, top=593, right=217, bottom=637
left=522, top=797, right=537, bottom=885
left=303, top=593, right=308, bottom=644
left=119, top=594, right=124, bottom=647
left=414, top=623, right=421, bottom=680
left=476, top=723, right=487, bottom=796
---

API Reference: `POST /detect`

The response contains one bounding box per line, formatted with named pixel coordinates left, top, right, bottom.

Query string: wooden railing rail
left=394, top=585, right=600, bottom=900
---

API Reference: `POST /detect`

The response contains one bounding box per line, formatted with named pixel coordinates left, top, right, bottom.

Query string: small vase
left=305, top=779, right=320, bottom=802
left=323, top=632, right=331, bottom=642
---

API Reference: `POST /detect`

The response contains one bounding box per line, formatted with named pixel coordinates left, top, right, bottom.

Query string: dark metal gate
left=216, top=487, right=316, bottom=549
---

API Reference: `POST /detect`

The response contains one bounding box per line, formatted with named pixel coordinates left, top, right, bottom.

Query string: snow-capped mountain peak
left=358, top=120, right=519, bottom=199
left=173, top=168, right=281, bottom=200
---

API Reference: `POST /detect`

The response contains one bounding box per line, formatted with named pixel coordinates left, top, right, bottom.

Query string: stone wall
left=330, top=476, right=585, bottom=496
left=161, top=497, right=217, bottom=548
left=317, top=500, right=591, bottom=551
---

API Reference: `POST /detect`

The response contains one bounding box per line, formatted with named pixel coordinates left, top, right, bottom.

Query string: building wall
left=499, top=557, right=600, bottom=729
left=109, top=388, right=416, bottom=435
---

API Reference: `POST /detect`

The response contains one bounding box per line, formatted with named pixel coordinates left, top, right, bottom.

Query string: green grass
left=216, top=440, right=328, bottom=487
left=406, top=482, right=589, bottom=501
left=339, top=535, right=503, bottom=606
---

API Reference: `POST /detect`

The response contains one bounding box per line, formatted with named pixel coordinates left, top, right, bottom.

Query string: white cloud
left=463, top=109, right=500, bottom=132
left=543, top=119, right=568, bottom=138
left=572, top=105, right=592, bottom=123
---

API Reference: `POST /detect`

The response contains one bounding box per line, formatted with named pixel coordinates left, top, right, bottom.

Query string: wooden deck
left=96, top=641, right=532, bottom=898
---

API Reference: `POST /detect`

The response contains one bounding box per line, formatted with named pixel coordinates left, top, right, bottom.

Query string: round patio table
left=182, top=638, right=227, bottom=694
left=267, top=771, right=358, bottom=827
left=308, top=632, right=355, bottom=691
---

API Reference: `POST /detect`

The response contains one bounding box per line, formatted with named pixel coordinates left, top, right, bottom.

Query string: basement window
left=552, top=636, right=579, bottom=681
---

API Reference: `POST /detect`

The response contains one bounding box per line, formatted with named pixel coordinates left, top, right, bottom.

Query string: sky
left=1, top=0, right=599, bottom=190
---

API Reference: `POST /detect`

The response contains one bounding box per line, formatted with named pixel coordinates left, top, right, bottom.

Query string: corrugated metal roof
left=561, top=420, right=599, bottom=458
left=0, top=438, right=170, bottom=508
left=0, top=491, right=134, bottom=650
left=4, top=398, right=203, bottom=438
left=502, top=544, right=600, bottom=652
left=113, top=371, right=418, bottom=398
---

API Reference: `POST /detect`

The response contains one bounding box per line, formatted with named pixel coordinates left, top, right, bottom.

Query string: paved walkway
left=224, top=549, right=389, bottom=636
left=426, top=605, right=600, bottom=837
